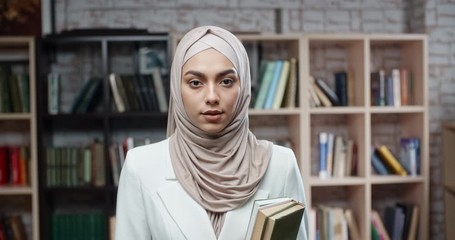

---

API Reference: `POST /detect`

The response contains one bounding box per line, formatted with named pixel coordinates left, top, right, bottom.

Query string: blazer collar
left=157, top=181, right=269, bottom=240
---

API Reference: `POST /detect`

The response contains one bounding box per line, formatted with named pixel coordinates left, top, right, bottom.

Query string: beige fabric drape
left=166, top=26, right=272, bottom=237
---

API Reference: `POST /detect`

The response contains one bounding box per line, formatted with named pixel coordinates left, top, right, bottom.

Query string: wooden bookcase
left=171, top=32, right=429, bottom=239
left=300, top=34, right=429, bottom=240
left=0, top=37, right=39, bottom=240
left=36, top=30, right=171, bottom=240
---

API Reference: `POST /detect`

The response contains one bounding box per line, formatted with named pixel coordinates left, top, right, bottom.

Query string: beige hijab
left=167, top=26, right=272, bottom=236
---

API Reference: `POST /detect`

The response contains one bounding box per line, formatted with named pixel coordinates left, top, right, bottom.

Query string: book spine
left=319, top=132, right=328, bottom=178
left=48, top=73, right=60, bottom=115
left=264, top=60, right=284, bottom=109
left=152, top=68, right=168, bottom=113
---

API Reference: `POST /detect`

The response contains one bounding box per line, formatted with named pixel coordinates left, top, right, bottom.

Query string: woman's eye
left=189, top=80, right=202, bottom=87
left=220, top=78, right=234, bottom=86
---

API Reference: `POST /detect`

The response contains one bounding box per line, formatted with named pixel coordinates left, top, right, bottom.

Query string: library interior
left=0, top=0, right=454, bottom=239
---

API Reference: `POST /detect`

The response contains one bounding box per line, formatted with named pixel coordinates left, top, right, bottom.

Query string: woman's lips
left=202, top=110, right=222, bottom=122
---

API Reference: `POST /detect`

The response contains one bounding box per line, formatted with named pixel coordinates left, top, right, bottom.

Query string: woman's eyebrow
left=183, top=69, right=237, bottom=78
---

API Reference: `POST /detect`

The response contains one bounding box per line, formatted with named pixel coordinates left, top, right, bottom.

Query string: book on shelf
left=69, top=77, right=103, bottom=113
left=271, top=59, right=291, bottom=109
left=48, top=72, right=60, bottom=114
left=254, top=61, right=274, bottom=109
left=392, top=69, right=401, bottom=107
left=332, top=135, right=347, bottom=178
left=91, top=140, right=105, bottom=187
left=375, top=145, right=408, bottom=176
left=246, top=197, right=305, bottom=240
left=334, top=71, right=348, bottom=106
left=399, top=137, right=420, bottom=176
left=325, top=133, right=335, bottom=178
left=315, top=205, right=358, bottom=240
left=0, top=214, right=27, bottom=240
left=371, top=147, right=390, bottom=175
left=263, top=60, right=284, bottom=109
left=371, top=209, right=391, bottom=240
left=371, top=70, right=386, bottom=106
left=310, top=76, right=332, bottom=107
left=384, top=205, right=405, bottom=240
left=318, top=132, right=329, bottom=178
left=151, top=68, right=168, bottom=113
left=315, top=78, right=340, bottom=106
left=51, top=211, right=106, bottom=240
left=109, top=73, right=126, bottom=113
left=344, top=209, right=361, bottom=240
left=282, top=58, right=298, bottom=108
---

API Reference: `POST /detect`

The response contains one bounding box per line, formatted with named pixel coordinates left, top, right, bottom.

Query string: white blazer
left=115, top=138, right=308, bottom=240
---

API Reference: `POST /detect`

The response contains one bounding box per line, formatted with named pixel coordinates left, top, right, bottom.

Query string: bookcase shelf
left=0, top=37, right=39, bottom=240
left=173, top=32, right=428, bottom=239
left=36, top=31, right=171, bottom=240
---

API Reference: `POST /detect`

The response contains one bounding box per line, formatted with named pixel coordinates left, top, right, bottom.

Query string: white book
left=152, top=68, right=168, bottom=112
left=392, top=69, right=401, bottom=106
left=109, top=73, right=126, bottom=113
left=272, top=59, right=291, bottom=109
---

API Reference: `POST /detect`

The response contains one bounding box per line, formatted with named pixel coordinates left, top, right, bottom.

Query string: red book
left=9, top=146, right=22, bottom=185
left=0, top=146, right=8, bottom=184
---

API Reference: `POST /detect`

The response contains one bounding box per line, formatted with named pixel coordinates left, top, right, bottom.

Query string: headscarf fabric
left=166, top=26, right=273, bottom=236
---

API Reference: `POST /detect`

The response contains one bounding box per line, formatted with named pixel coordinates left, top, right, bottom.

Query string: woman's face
left=181, top=48, right=240, bottom=134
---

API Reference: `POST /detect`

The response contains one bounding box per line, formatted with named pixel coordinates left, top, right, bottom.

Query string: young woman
left=115, top=25, right=308, bottom=240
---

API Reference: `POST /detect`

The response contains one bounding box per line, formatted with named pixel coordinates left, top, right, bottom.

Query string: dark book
left=371, top=147, right=390, bottom=175
left=315, top=78, right=340, bottom=106
left=247, top=198, right=305, bottom=240
left=396, top=202, right=415, bottom=240
left=335, top=71, right=348, bottom=106
left=121, top=75, right=140, bottom=111
left=384, top=206, right=405, bottom=240
left=142, top=75, right=159, bottom=112
left=70, top=78, right=102, bottom=113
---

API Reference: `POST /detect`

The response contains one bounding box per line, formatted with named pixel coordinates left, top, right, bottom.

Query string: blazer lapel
left=218, top=189, right=269, bottom=240
left=157, top=181, right=217, bottom=240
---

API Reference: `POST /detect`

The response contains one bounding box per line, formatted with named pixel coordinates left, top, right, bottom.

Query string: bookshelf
left=36, top=30, right=171, bottom=240
left=0, top=37, right=39, bottom=239
left=301, top=34, right=428, bottom=239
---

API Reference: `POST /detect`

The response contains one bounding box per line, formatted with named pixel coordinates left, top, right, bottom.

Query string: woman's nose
left=205, top=84, right=220, bottom=105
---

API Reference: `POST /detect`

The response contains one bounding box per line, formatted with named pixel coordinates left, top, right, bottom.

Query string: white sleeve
left=284, top=148, right=309, bottom=240
left=115, top=151, right=152, bottom=240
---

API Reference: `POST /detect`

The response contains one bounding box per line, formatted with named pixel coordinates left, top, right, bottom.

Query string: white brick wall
left=52, top=0, right=455, bottom=239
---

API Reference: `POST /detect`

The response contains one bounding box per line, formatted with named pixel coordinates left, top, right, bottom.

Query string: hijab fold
left=166, top=26, right=273, bottom=237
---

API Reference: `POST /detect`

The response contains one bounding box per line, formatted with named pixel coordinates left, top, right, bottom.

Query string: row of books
left=318, top=132, right=358, bottom=178
left=309, top=206, right=361, bottom=240
left=0, top=146, right=30, bottom=186
left=252, top=58, right=298, bottom=109
left=371, top=69, right=414, bottom=107
left=47, top=69, right=168, bottom=114
left=309, top=71, right=354, bottom=107
left=109, top=70, right=167, bottom=113
left=371, top=203, right=419, bottom=240
left=371, top=138, right=420, bottom=176
left=0, top=214, right=27, bottom=240
left=45, top=140, right=105, bottom=188
left=0, top=65, right=29, bottom=113
left=50, top=212, right=106, bottom=240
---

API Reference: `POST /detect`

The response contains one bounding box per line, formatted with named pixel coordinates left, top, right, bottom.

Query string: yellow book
left=376, top=145, right=408, bottom=176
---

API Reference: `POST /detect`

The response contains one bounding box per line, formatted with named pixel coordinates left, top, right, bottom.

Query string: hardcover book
left=246, top=198, right=305, bottom=240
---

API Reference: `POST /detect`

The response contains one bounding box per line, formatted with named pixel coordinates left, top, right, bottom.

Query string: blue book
left=319, top=132, right=328, bottom=178
left=254, top=61, right=276, bottom=109
left=371, top=147, right=390, bottom=175
left=263, top=60, right=284, bottom=109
